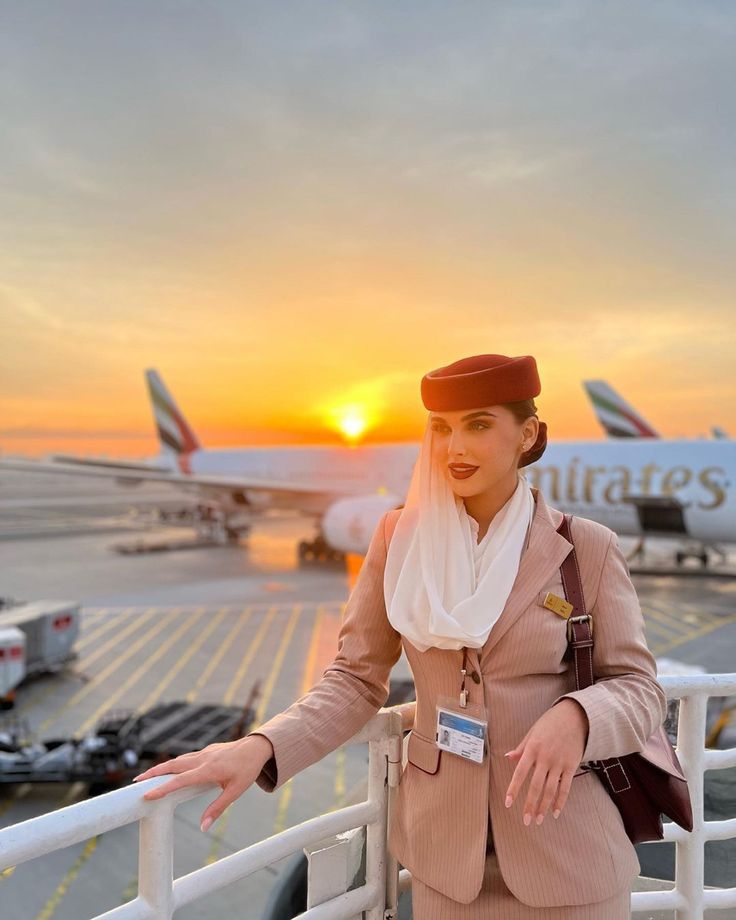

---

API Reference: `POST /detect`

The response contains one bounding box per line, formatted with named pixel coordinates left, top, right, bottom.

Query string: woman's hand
left=503, top=699, right=588, bottom=826
left=132, top=734, right=274, bottom=832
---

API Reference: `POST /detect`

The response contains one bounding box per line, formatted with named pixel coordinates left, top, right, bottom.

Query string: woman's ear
left=523, top=416, right=539, bottom=448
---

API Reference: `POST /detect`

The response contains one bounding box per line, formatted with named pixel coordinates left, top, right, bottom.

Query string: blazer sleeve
left=550, top=529, right=668, bottom=764
left=246, top=510, right=403, bottom=792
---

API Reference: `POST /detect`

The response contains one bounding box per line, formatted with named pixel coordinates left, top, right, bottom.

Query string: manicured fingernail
left=132, top=776, right=140, bottom=782
left=505, top=795, right=512, bottom=808
left=553, top=809, right=560, bottom=819
left=523, top=813, right=531, bottom=826
left=535, top=814, right=544, bottom=825
left=504, top=752, right=511, bottom=757
left=201, top=816, right=213, bottom=833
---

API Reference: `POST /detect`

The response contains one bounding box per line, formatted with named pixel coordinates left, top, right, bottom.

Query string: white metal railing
left=0, top=708, right=404, bottom=920
left=0, top=677, right=734, bottom=919
left=628, top=673, right=736, bottom=919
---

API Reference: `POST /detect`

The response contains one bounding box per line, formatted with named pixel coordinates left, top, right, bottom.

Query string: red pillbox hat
left=421, top=354, right=541, bottom=410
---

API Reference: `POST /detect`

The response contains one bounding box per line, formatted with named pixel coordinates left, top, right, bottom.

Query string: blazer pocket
left=407, top=730, right=441, bottom=774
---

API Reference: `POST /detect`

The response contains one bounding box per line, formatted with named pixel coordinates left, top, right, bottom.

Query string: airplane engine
left=321, top=494, right=402, bottom=555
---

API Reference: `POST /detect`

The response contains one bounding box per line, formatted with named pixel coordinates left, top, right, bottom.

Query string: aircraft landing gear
left=675, top=549, right=709, bottom=568
left=298, top=534, right=345, bottom=564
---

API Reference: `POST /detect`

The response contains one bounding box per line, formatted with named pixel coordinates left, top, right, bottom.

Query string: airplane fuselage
left=178, top=438, right=734, bottom=543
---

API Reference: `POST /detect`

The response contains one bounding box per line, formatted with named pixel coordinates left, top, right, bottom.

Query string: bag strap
left=556, top=514, right=595, bottom=692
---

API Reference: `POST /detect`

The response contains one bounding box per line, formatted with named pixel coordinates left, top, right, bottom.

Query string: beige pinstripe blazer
left=249, top=487, right=667, bottom=908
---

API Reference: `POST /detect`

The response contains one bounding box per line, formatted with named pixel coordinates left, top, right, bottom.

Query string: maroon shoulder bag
left=556, top=514, right=693, bottom=845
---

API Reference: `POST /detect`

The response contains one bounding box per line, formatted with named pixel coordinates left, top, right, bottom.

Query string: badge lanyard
left=435, top=646, right=488, bottom=764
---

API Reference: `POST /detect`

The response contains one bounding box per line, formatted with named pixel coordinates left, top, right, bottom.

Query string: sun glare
left=325, top=405, right=371, bottom=443
left=339, top=410, right=368, bottom=442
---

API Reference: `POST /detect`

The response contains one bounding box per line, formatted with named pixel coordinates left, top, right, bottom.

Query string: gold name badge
left=543, top=592, right=574, bottom=619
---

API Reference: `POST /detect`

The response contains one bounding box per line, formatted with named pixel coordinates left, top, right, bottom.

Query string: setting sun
left=329, top=406, right=371, bottom=443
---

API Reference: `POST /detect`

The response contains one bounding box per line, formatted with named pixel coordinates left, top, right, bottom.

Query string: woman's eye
left=431, top=423, right=487, bottom=433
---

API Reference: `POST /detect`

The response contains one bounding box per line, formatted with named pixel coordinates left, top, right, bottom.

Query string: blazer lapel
left=478, top=487, right=572, bottom=667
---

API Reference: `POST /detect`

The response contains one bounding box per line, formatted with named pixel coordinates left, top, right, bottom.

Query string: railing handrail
left=0, top=675, right=734, bottom=919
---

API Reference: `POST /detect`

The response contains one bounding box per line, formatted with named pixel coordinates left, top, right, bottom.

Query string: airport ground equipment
left=0, top=598, right=79, bottom=678
left=0, top=626, right=26, bottom=709
left=0, top=683, right=260, bottom=791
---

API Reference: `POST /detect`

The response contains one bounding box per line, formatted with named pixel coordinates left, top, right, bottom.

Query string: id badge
left=435, top=694, right=488, bottom=764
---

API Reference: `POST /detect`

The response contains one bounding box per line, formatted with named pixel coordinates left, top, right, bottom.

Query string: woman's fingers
left=133, top=753, right=200, bottom=783
left=199, top=778, right=247, bottom=832
left=533, top=768, right=564, bottom=824
left=504, top=746, right=533, bottom=807
left=550, top=768, right=575, bottom=818
left=522, top=763, right=549, bottom=826
left=142, top=766, right=208, bottom=801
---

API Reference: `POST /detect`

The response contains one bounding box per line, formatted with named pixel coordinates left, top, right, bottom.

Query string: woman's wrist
left=242, top=732, right=275, bottom=767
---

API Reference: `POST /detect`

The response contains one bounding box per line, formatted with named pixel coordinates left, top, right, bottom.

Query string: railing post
left=138, top=804, right=175, bottom=918
left=383, top=711, right=404, bottom=920
left=673, top=689, right=707, bottom=920
left=365, top=717, right=392, bottom=920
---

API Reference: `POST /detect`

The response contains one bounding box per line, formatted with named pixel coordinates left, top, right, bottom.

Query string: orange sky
left=2, top=5, right=735, bottom=458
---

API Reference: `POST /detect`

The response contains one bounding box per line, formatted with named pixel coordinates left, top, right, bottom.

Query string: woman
left=133, top=353, right=667, bottom=918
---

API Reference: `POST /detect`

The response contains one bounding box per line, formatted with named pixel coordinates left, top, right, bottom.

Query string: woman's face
left=429, top=404, right=538, bottom=497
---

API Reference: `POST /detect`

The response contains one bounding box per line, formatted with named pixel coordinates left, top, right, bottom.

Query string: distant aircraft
left=584, top=380, right=730, bottom=443
left=583, top=380, right=659, bottom=438
left=2, top=371, right=734, bottom=566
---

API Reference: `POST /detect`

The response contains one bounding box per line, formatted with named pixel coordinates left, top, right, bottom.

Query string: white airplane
left=2, top=370, right=734, bottom=564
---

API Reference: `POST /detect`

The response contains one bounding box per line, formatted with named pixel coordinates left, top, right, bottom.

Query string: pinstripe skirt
left=409, top=822, right=631, bottom=919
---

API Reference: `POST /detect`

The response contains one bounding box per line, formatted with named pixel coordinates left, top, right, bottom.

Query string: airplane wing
left=0, top=457, right=357, bottom=499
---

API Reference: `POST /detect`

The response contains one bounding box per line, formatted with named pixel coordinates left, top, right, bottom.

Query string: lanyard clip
left=460, top=659, right=468, bottom=708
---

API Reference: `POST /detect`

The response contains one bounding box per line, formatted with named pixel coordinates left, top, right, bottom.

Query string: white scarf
left=384, top=416, right=535, bottom=652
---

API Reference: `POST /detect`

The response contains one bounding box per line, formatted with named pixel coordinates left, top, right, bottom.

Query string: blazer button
left=470, top=670, right=481, bottom=684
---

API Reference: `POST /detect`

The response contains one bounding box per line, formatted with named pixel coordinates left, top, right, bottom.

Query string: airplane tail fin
left=583, top=380, right=659, bottom=438
left=145, top=369, right=201, bottom=467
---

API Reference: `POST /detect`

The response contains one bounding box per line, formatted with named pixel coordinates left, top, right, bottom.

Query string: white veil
left=383, top=415, right=535, bottom=652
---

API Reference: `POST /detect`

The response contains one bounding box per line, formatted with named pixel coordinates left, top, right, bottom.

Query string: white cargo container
left=0, top=626, right=26, bottom=708
left=0, top=601, right=79, bottom=676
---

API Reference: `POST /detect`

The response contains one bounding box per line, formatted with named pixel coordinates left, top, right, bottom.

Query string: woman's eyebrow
left=430, top=411, right=497, bottom=422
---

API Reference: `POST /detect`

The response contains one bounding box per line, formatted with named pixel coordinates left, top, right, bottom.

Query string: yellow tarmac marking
left=135, top=607, right=220, bottom=711
left=272, top=779, right=293, bottom=835
left=641, top=604, right=694, bottom=635
left=76, top=608, right=204, bottom=735
left=33, top=837, right=99, bottom=920
left=222, top=606, right=278, bottom=706
left=186, top=608, right=252, bottom=703
left=75, top=609, right=129, bottom=650
left=648, top=611, right=736, bottom=656
left=14, top=610, right=150, bottom=717
left=38, top=609, right=181, bottom=733
left=76, top=608, right=159, bottom=669
left=252, top=605, right=301, bottom=728
left=642, top=616, right=679, bottom=639
left=334, top=748, right=346, bottom=804
left=300, top=607, right=324, bottom=696
left=208, top=605, right=301, bottom=862
left=237, top=604, right=300, bottom=833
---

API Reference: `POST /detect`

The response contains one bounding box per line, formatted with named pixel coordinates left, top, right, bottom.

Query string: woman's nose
left=448, top=432, right=467, bottom=456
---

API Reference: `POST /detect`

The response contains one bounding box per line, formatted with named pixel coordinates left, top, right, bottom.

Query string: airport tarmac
left=1, top=470, right=735, bottom=919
